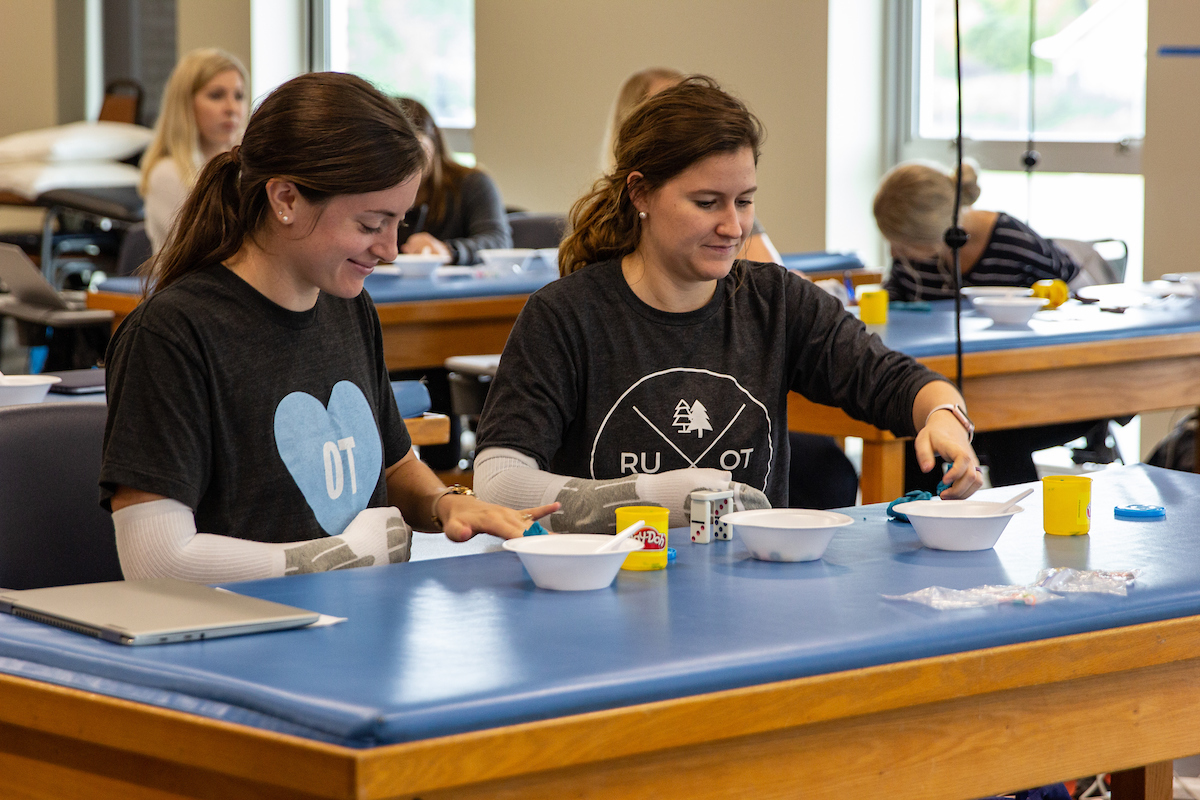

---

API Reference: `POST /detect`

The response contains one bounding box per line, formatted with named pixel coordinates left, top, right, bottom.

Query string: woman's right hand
left=437, top=494, right=560, bottom=542
left=401, top=232, right=450, bottom=258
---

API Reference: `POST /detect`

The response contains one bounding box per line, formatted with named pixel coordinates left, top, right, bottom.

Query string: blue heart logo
left=274, top=381, right=383, bottom=535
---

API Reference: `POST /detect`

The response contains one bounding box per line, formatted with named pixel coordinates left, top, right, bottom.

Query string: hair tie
left=228, top=145, right=241, bottom=164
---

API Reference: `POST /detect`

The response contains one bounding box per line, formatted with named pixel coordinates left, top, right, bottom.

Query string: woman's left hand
left=913, top=414, right=983, bottom=499
left=401, top=232, right=451, bottom=257
left=438, top=495, right=560, bottom=542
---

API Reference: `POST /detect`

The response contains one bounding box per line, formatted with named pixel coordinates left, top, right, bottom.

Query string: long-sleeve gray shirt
left=399, top=170, right=512, bottom=265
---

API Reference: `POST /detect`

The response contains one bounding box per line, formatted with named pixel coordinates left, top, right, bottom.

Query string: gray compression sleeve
left=112, top=499, right=411, bottom=583
left=474, top=447, right=769, bottom=532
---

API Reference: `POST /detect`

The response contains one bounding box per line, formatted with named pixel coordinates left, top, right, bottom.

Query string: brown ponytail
left=559, top=75, right=764, bottom=276
left=144, top=72, right=426, bottom=294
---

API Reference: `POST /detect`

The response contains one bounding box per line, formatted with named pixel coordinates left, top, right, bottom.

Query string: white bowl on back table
left=961, top=285, right=1035, bottom=299
left=0, top=374, right=61, bottom=406
left=890, top=499, right=1023, bottom=551
left=375, top=253, right=449, bottom=278
left=479, top=248, right=536, bottom=275
left=971, top=295, right=1048, bottom=326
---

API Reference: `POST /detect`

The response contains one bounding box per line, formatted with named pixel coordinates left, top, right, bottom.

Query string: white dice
left=690, top=489, right=735, bottom=544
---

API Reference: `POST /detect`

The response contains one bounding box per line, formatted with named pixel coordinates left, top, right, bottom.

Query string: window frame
left=889, top=0, right=1143, bottom=175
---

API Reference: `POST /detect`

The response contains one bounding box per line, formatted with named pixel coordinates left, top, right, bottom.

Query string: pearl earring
left=638, top=211, right=647, bottom=219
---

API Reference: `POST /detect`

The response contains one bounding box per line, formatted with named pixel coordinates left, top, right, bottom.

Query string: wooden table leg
left=1110, top=761, right=1174, bottom=800
left=860, top=438, right=906, bottom=504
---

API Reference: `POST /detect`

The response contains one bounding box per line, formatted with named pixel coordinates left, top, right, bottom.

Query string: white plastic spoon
left=596, top=519, right=645, bottom=553
left=994, top=487, right=1034, bottom=515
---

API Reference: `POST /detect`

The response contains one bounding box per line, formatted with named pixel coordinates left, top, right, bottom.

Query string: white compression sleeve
left=112, top=499, right=412, bottom=583
left=474, top=447, right=769, bottom=532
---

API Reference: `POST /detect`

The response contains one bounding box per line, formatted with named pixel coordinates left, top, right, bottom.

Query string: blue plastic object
left=667, top=547, right=677, bottom=562
left=1114, top=504, right=1165, bottom=520
left=887, top=490, right=933, bottom=523
left=390, top=380, right=431, bottom=418
left=523, top=521, right=548, bottom=536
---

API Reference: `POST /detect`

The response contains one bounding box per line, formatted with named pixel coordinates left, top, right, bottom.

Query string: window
left=319, top=0, right=474, bottom=151
left=893, top=0, right=1149, bottom=279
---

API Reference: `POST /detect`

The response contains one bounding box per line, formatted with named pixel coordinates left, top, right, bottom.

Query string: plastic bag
left=883, top=584, right=1062, bottom=609
left=1033, top=567, right=1138, bottom=596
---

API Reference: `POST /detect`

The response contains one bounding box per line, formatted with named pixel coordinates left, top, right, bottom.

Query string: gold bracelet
left=431, top=484, right=475, bottom=531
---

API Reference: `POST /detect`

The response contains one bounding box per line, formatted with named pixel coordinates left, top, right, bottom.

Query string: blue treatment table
left=790, top=294, right=1200, bottom=503
left=89, top=267, right=561, bottom=372
left=0, top=465, right=1198, bottom=799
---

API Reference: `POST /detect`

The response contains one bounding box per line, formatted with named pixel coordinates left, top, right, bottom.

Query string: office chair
left=98, top=79, right=145, bottom=127
left=0, top=402, right=123, bottom=589
left=507, top=212, right=566, bottom=249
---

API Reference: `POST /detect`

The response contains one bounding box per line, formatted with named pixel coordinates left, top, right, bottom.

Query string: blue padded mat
left=878, top=297, right=1200, bottom=357
left=97, top=267, right=558, bottom=305
left=0, top=465, right=1196, bottom=747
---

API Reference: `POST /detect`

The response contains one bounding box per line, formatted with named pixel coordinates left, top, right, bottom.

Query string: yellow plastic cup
left=1042, top=475, right=1092, bottom=535
left=858, top=290, right=889, bottom=325
left=615, top=505, right=669, bottom=571
left=1031, top=279, right=1069, bottom=309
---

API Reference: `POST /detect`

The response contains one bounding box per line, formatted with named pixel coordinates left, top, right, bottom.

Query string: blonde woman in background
left=602, top=68, right=783, bottom=265
left=874, top=159, right=1079, bottom=301
left=139, top=48, right=248, bottom=253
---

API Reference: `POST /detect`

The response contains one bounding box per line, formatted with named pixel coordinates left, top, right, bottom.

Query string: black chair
left=507, top=212, right=566, bottom=249
left=0, top=402, right=123, bottom=589
left=116, top=221, right=152, bottom=276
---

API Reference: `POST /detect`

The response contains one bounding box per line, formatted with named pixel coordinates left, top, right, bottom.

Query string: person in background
left=873, top=159, right=1093, bottom=489
left=395, top=97, right=512, bottom=265
left=102, top=73, right=555, bottom=584
left=472, top=77, right=981, bottom=533
left=875, top=159, right=1079, bottom=300
left=602, top=68, right=783, bottom=266
left=605, top=68, right=853, bottom=508
left=139, top=48, right=248, bottom=253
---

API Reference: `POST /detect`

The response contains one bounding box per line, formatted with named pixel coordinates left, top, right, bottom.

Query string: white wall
left=826, top=0, right=885, bottom=265
left=250, top=0, right=305, bottom=104
left=474, top=0, right=830, bottom=254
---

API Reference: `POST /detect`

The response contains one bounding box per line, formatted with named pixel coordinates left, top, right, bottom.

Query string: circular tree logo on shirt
left=590, top=368, right=773, bottom=490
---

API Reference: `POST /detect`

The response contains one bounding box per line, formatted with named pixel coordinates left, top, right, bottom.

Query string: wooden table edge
left=4, top=613, right=1198, bottom=798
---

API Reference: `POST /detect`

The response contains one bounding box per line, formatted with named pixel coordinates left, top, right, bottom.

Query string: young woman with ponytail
left=472, top=77, right=982, bottom=533
left=100, top=73, right=556, bottom=584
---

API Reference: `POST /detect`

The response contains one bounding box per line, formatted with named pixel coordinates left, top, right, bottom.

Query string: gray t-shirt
left=476, top=259, right=942, bottom=507
left=100, top=264, right=411, bottom=543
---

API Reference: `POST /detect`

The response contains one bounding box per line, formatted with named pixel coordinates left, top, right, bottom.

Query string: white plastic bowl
left=721, top=509, right=853, bottom=562
left=375, top=253, right=449, bottom=278
left=502, top=533, right=642, bottom=591
left=960, top=285, right=1035, bottom=299
left=534, top=248, right=559, bottom=271
left=0, top=374, right=61, bottom=406
left=890, top=499, right=1023, bottom=551
left=479, top=248, right=536, bottom=275
left=971, top=295, right=1048, bottom=325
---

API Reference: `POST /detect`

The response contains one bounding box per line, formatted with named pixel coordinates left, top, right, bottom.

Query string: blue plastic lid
left=1114, top=504, right=1166, bottom=519
left=667, top=547, right=677, bottom=562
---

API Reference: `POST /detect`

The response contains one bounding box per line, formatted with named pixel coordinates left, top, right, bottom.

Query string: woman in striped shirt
left=872, top=160, right=1094, bottom=490
left=874, top=160, right=1079, bottom=300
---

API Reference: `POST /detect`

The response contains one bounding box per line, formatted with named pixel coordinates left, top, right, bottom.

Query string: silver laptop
left=0, top=578, right=321, bottom=646
left=0, top=242, right=88, bottom=310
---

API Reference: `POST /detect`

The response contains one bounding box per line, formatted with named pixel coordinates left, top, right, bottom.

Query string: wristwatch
left=927, top=403, right=975, bottom=442
left=431, top=484, right=475, bottom=530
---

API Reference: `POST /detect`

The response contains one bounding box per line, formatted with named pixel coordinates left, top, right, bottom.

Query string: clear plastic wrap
left=884, top=568, right=1140, bottom=610
left=1033, top=567, right=1139, bottom=596
left=882, top=585, right=1062, bottom=609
